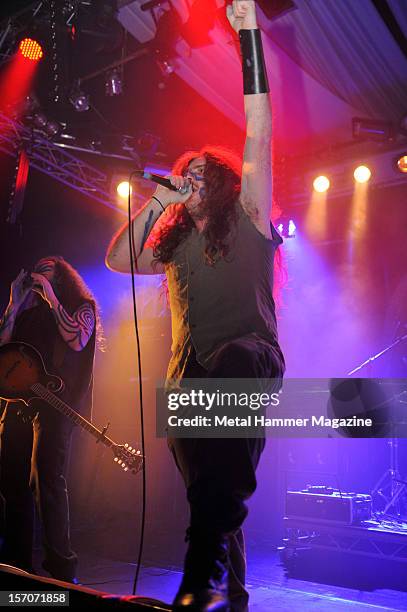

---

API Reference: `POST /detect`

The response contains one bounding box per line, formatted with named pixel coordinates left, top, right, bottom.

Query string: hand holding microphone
left=151, top=174, right=193, bottom=208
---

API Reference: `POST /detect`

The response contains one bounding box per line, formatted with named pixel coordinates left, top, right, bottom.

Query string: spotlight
left=396, top=154, right=407, bottom=174
left=69, top=85, right=90, bottom=112
left=105, top=69, right=123, bottom=96
left=32, top=112, right=48, bottom=129
left=156, top=58, right=175, bottom=77
left=116, top=181, right=132, bottom=198
left=354, top=165, right=371, bottom=183
left=313, top=175, right=330, bottom=193
left=45, top=118, right=62, bottom=138
left=276, top=219, right=296, bottom=238
left=31, top=112, right=62, bottom=138
left=182, top=0, right=217, bottom=48
left=288, top=219, right=296, bottom=237
left=19, top=38, right=43, bottom=61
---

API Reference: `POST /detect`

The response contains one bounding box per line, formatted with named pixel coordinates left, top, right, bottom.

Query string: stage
left=27, top=538, right=407, bottom=611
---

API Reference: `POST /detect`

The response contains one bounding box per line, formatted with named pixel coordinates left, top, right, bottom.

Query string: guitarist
left=0, top=256, right=98, bottom=583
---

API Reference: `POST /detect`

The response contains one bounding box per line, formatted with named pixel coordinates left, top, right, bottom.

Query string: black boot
left=173, top=532, right=230, bottom=611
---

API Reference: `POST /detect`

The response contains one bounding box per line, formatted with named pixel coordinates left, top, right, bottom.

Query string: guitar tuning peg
left=125, top=443, right=128, bottom=448
left=128, top=446, right=133, bottom=451
left=132, top=449, right=136, bottom=454
left=124, top=467, right=129, bottom=472
left=114, top=457, right=118, bottom=462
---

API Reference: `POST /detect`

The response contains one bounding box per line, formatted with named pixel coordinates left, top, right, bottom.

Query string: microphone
left=135, top=171, right=191, bottom=194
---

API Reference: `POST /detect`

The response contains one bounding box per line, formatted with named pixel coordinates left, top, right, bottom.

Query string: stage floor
left=32, top=542, right=407, bottom=611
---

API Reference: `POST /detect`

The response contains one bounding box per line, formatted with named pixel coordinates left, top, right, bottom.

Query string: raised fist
left=226, top=1, right=258, bottom=33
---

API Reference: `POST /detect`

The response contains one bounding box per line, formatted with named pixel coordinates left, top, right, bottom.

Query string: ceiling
left=118, top=0, right=407, bottom=157
left=0, top=0, right=406, bottom=168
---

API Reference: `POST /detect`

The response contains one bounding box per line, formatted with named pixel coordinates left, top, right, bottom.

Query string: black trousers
left=168, top=333, right=284, bottom=611
left=0, top=402, right=77, bottom=581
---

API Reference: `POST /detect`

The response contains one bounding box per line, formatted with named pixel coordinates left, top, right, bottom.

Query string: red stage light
left=19, top=38, right=43, bottom=61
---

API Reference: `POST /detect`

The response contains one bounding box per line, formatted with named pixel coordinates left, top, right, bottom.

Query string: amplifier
left=286, top=486, right=372, bottom=525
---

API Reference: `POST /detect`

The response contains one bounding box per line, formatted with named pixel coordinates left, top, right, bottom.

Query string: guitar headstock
left=113, top=443, right=143, bottom=474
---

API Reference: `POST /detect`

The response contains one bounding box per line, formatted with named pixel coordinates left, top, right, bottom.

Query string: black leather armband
left=239, top=28, right=269, bottom=95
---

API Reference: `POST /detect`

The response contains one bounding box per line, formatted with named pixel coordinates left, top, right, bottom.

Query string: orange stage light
left=313, top=175, right=330, bottom=193
left=19, top=38, right=43, bottom=61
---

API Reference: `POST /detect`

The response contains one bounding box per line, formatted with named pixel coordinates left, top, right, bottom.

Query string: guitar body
left=0, top=342, right=63, bottom=405
left=0, top=342, right=142, bottom=474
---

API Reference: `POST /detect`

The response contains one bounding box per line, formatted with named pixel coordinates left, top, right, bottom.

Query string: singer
left=106, top=2, right=285, bottom=610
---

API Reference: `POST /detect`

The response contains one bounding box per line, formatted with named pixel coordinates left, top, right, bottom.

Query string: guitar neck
left=31, top=382, right=116, bottom=449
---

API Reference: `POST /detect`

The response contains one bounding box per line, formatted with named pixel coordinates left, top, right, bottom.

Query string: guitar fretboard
left=31, top=382, right=115, bottom=449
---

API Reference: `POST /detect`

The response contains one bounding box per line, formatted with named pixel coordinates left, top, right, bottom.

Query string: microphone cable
left=127, top=171, right=147, bottom=596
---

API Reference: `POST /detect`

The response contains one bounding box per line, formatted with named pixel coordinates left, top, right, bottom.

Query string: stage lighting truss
left=277, top=144, right=407, bottom=206
left=0, top=110, right=138, bottom=214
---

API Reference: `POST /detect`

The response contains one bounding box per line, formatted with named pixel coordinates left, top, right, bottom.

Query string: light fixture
left=288, top=219, right=296, bottom=237
left=69, top=83, right=90, bottom=112
left=30, top=111, right=62, bottom=139
left=45, top=118, right=62, bottom=138
left=182, top=0, right=218, bottom=48
left=396, top=154, right=407, bottom=174
left=156, top=58, right=175, bottom=77
left=32, top=112, right=48, bottom=129
left=116, top=181, right=132, bottom=198
left=354, top=165, right=371, bottom=183
left=19, top=38, right=43, bottom=61
left=313, top=175, right=330, bottom=193
left=105, top=69, right=123, bottom=96
left=352, top=117, right=393, bottom=142
left=276, top=219, right=296, bottom=238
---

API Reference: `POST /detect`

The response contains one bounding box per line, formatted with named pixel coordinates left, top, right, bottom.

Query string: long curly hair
left=149, top=145, right=286, bottom=304
left=151, top=146, right=242, bottom=266
left=34, top=256, right=104, bottom=347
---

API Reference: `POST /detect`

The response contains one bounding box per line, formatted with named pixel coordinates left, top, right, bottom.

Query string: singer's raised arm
left=227, top=1, right=273, bottom=239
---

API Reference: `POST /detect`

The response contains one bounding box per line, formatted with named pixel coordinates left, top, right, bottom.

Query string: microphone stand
left=347, top=333, right=407, bottom=522
left=347, top=332, right=407, bottom=376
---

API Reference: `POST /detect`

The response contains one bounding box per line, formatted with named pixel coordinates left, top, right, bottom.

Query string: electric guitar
left=0, top=341, right=142, bottom=475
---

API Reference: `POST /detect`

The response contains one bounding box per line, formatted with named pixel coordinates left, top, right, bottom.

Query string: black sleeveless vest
left=165, top=202, right=284, bottom=382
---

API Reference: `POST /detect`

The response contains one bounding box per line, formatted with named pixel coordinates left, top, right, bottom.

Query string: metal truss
left=0, top=111, right=132, bottom=215
left=282, top=517, right=407, bottom=563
